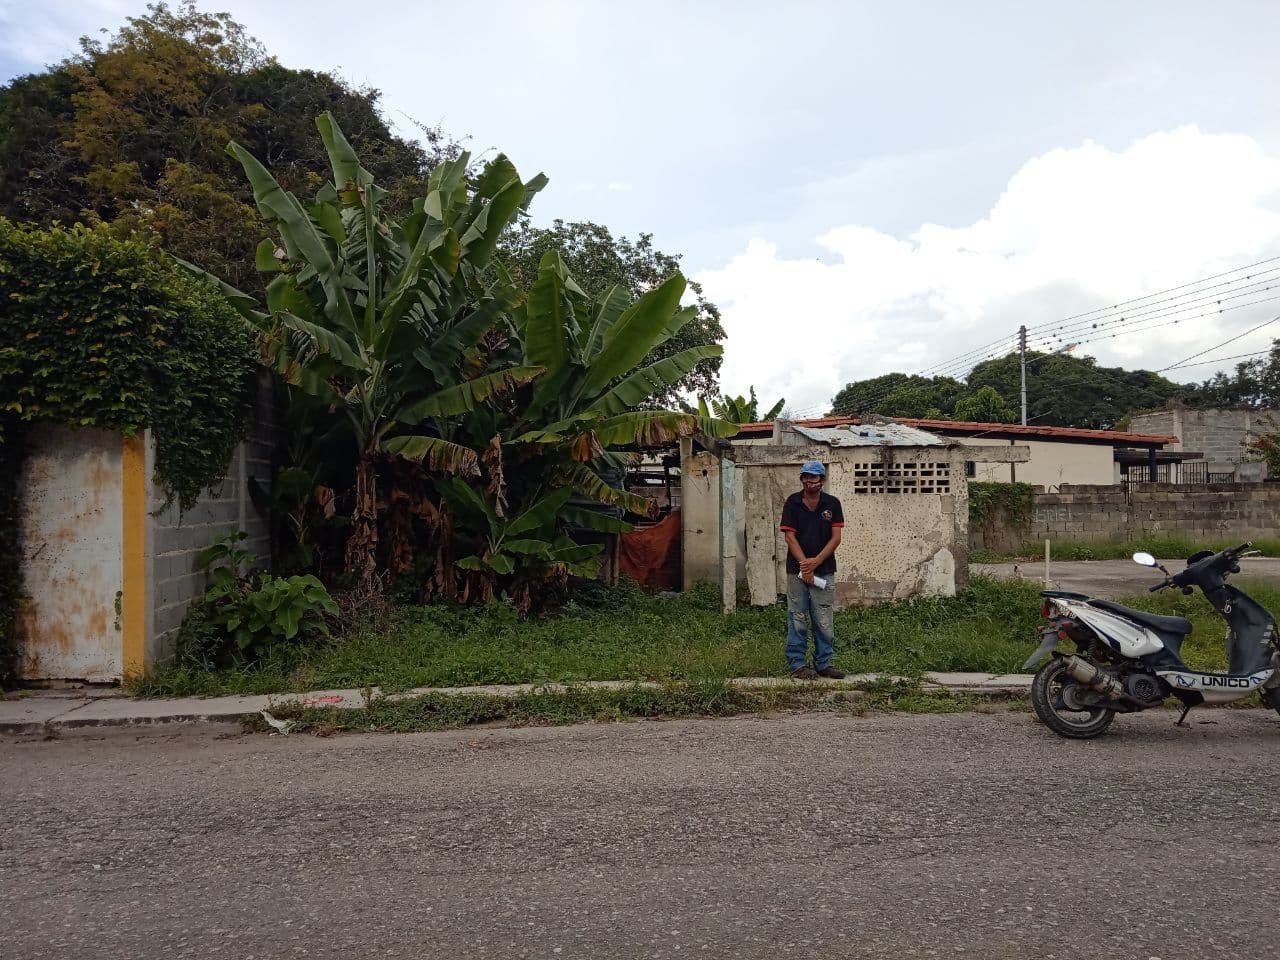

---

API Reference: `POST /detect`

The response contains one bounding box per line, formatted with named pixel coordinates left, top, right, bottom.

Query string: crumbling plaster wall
left=737, top=445, right=969, bottom=609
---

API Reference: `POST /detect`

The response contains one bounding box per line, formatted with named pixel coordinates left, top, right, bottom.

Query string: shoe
left=790, top=667, right=819, bottom=680
left=816, top=666, right=846, bottom=679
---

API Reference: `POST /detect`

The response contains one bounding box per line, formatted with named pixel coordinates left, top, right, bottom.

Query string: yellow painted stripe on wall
left=121, top=433, right=147, bottom=679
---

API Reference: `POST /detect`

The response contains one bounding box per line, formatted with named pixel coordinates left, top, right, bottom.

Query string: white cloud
left=695, top=126, right=1280, bottom=416
left=0, top=0, right=132, bottom=66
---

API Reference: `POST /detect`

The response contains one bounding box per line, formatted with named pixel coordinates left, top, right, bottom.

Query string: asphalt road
left=5, top=709, right=1280, bottom=959
left=973, top=556, right=1280, bottom=598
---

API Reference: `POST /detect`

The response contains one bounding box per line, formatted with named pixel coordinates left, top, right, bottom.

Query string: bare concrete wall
left=964, top=438, right=1115, bottom=488
left=737, top=445, right=969, bottom=608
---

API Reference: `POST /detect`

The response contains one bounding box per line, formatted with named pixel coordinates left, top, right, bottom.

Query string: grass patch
left=252, top=677, right=998, bottom=735
left=972, top=537, right=1280, bottom=563
left=134, top=574, right=1276, bottom=698
left=134, top=577, right=1047, bottom=698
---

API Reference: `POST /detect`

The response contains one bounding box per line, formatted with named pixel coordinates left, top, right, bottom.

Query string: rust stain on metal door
left=17, top=425, right=124, bottom=682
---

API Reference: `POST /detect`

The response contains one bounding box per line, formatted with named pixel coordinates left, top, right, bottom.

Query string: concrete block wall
left=972, top=482, right=1280, bottom=551
left=150, top=374, right=277, bottom=653
left=1129, top=406, right=1280, bottom=469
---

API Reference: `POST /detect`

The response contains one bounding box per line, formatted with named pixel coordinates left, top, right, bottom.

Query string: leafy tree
left=0, top=2, right=459, bottom=294
left=499, top=220, right=724, bottom=403
left=830, top=373, right=965, bottom=418
left=952, top=385, right=1016, bottom=424
left=1179, top=339, right=1280, bottom=409
left=965, top=352, right=1184, bottom=429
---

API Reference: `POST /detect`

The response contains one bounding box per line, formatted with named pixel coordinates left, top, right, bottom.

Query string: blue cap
left=800, top=460, right=827, bottom=477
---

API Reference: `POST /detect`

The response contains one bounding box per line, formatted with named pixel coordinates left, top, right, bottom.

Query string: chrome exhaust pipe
left=1061, top=655, right=1125, bottom=699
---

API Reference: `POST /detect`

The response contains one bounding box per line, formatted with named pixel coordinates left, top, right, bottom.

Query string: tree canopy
left=830, top=352, right=1191, bottom=429
left=0, top=2, right=458, bottom=294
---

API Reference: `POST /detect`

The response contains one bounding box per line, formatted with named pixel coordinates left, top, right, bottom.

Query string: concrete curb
left=0, top=672, right=1034, bottom=735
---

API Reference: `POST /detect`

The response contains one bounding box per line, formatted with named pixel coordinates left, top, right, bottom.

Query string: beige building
left=733, top=416, right=1179, bottom=490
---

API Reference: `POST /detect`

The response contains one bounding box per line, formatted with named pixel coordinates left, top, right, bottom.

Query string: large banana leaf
left=396, top=365, right=544, bottom=423
left=315, top=112, right=375, bottom=190
left=587, top=345, right=723, bottom=417
left=226, top=141, right=358, bottom=335
left=581, top=274, right=686, bottom=395
left=506, top=488, right=573, bottom=538
left=435, top=475, right=498, bottom=535
left=557, top=464, right=654, bottom=516
left=562, top=506, right=634, bottom=534
left=588, top=410, right=738, bottom=448
left=524, top=252, right=575, bottom=374
left=381, top=436, right=480, bottom=476
left=581, top=284, right=630, bottom=358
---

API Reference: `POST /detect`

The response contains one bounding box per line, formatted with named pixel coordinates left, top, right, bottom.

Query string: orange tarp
left=619, top=509, right=681, bottom=591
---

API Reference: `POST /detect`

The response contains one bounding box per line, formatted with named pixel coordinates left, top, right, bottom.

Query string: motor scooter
left=1023, top=541, right=1280, bottom=739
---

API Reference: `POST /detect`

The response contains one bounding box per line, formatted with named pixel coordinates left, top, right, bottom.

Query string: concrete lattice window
left=851, top=461, right=951, bottom=495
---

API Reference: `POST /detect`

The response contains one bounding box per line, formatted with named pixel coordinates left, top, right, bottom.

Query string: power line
left=1161, top=349, right=1272, bottom=372
left=906, top=256, right=1280, bottom=383
left=1156, top=315, right=1280, bottom=373
left=819, top=294, right=1280, bottom=421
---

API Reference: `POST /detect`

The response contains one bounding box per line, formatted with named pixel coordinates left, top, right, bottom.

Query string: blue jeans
left=786, top=577, right=835, bottom=671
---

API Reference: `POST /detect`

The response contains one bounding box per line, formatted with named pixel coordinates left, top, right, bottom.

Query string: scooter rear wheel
left=1031, top=659, right=1116, bottom=739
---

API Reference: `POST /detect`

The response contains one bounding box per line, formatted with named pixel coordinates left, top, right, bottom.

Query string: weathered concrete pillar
left=681, top=449, right=720, bottom=590
left=720, top=458, right=736, bottom=614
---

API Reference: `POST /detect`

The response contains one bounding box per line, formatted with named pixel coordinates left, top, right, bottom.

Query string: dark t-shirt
left=779, top=491, right=845, bottom=576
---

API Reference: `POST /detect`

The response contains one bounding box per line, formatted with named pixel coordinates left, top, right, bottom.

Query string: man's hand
left=798, top=557, right=817, bottom=576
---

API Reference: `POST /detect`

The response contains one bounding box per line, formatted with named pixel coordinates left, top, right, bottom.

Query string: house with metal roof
left=731, top=415, right=1186, bottom=489
left=681, top=417, right=1028, bottom=607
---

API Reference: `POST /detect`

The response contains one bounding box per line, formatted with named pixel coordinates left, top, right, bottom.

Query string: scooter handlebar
left=1149, top=580, right=1169, bottom=592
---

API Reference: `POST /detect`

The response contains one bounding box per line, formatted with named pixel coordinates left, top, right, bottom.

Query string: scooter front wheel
left=1031, top=658, right=1116, bottom=739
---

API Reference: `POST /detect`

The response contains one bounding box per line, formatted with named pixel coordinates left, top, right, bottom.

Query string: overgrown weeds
left=136, top=574, right=1271, bottom=699
left=248, top=677, right=996, bottom=735
left=135, top=576, right=1046, bottom=697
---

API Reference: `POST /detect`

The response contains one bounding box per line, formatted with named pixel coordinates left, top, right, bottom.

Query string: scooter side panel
left=1056, top=600, right=1165, bottom=657
left=1155, top=668, right=1274, bottom=704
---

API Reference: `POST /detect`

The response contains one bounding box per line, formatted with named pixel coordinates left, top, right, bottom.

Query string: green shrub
left=189, top=532, right=338, bottom=665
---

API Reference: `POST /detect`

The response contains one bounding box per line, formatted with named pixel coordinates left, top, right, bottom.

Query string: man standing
left=779, top=460, right=846, bottom=680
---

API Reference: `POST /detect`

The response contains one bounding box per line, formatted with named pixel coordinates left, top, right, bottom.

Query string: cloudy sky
left=6, top=1, right=1280, bottom=414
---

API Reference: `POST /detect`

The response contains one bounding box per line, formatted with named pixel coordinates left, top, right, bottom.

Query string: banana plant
left=496, top=251, right=738, bottom=514
left=682, top=386, right=784, bottom=424
left=178, top=112, right=546, bottom=588
left=436, top=478, right=603, bottom=579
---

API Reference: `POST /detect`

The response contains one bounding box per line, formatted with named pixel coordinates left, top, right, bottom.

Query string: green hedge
left=0, top=221, right=258, bottom=670
left=0, top=219, right=257, bottom=508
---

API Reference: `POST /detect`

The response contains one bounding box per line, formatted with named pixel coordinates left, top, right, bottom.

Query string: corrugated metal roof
left=791, top=423, right=947, bottom=447
left=735, top=414, right=1178, bottom=446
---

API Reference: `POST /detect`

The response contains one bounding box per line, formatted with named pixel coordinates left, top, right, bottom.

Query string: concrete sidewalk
left=0, top=672, right=1033, bottom=735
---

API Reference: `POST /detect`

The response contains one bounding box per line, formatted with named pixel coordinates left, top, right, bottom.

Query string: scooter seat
left=1089, top=599, right=1193, bottom=635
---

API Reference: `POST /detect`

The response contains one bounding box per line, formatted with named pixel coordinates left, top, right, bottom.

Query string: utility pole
left=1019, top=324, right=1028, bottom=426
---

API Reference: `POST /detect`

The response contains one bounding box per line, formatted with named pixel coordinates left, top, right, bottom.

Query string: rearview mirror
left=1132, top=552, right=1157, bottom=567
